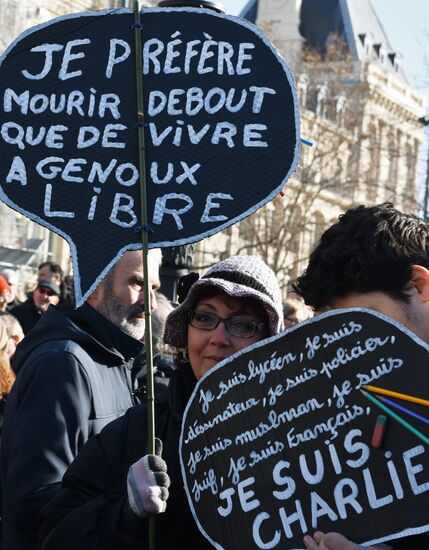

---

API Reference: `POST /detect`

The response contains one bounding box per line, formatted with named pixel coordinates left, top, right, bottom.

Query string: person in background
left=0, top=318, right=15, bottom=429
left=133, top=291, right=175, bottom=400
left=61, top=274, right=75, bottom=306
left=0, top=317, right=16, bottom=550
left=283, top=296, right=313, bottom=328
left=0, top=313, right=24, bottom=361
left=37, top=261, right=75, bottom=306
left=37, top=262, right=63, bottom=286
left=40, top=255, right=284, bottom=550
left=294, top=203, right=429, bottom=550
left=0, top=277, right=11, bottom=314
left=1, top=249, right=162, bottom=550
left=151, top=291, right=174, bottom=355
left=10, top=279, right=61, bottom=334
left=151, top=290, right=175, bottom=373
left=0, top=269, right=22, bottom=309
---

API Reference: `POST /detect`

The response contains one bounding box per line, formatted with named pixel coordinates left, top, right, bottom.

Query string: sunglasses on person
left=189, top=309, right=265, bottom=338
left=37, top=287, right=57, bottom=297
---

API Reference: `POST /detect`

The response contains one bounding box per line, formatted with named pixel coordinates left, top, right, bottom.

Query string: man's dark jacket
left=10, top=296, right=42, bottom=334
left=1, top=303, right=143, bottom=550
left=40, top=364, right=211, bottom=550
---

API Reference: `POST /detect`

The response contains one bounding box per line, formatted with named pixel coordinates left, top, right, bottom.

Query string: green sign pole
left=133, top=2, right=156, bottom=548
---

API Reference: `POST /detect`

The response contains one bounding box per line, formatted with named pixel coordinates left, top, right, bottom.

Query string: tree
left=195, top=33, right=425, bottom=295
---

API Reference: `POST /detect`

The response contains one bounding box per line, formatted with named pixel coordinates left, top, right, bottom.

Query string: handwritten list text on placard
left=180, top=309, right=429, bottom=549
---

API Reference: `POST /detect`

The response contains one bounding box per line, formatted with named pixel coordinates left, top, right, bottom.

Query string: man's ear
left=409, top=265, right=429, bottom=302
left=87, top=283, right=104, bottom=308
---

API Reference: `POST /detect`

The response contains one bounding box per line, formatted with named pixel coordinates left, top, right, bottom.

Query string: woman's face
left=187, top=292, right=268, bottom=380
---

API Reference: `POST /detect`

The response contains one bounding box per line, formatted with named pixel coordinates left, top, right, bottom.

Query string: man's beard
left=101, top=293, right=145, bottom=340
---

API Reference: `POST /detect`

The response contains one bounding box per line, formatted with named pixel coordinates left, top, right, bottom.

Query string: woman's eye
left=194, top=312, right=213, bottom=323
left=231, top=318, right=253, bottom=330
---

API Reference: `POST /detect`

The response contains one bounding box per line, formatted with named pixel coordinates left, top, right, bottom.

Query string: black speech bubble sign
left=180, top=309, right=429, bottom=549
left=0, top=7, right=299, bottom=305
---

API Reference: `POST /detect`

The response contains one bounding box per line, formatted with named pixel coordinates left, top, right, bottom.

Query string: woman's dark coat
left=40, top=364, right=212, bottom=550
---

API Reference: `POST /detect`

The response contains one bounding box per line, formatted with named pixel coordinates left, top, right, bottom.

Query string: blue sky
left=222, top=0, right=429, bottom=103
left=372, top=0, right=428, bottom=95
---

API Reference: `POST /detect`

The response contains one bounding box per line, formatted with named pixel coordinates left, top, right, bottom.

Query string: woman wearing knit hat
left=40, top=256, right=283, bottom=550
left=164, top=255, right=283, bottom=379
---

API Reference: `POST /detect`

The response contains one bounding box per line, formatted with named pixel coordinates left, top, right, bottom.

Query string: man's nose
left=137, top=288, right=157, bottom=312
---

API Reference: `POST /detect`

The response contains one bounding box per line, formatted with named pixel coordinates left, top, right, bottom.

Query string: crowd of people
left=0, top=202, right=428, bottom=549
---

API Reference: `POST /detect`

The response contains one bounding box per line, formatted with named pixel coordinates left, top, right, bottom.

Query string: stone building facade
left=195, top=0, right=427, bottom=295
left=0, top=0, right=426, bottom=295
left=0, top=0, right=114, bottom=277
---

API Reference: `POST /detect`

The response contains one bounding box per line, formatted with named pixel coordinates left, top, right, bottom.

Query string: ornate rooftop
left=240, top=0, right=406, bottom=81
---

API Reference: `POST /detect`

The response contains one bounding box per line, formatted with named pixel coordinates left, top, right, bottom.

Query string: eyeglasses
left=189, top=309, right=266, bottom=338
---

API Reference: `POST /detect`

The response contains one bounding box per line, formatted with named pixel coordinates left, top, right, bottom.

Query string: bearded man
left=1, top=250, right=161, bottom=550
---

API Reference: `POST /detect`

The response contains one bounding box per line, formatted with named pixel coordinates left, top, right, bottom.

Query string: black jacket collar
left=69, top=303, right=142, bottom=365
left=14, top=303, right=143, bottom=373
left=168, top=363, right=197, bottom=422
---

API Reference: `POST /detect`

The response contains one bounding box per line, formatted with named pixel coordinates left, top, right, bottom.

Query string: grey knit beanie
left=163, top=255, right=283, bottom=348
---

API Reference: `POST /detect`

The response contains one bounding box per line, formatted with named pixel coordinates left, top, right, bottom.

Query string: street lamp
left=156, top=0, right=225, bottom=300
left=159, top=246, right=196, bottom=302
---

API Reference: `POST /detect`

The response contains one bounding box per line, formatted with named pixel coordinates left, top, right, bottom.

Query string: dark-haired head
left=294, top=203, right=429, bottom=310
left=38, top=261, right=64, bottom=284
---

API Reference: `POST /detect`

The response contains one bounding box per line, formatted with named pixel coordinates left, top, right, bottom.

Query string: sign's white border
left=0, top=7, right=301, bottom=305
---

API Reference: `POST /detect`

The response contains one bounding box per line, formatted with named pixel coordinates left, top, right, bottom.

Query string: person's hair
left=151, top=292, right=174, bottom=354
left=294, top=203, right=429, bottom=310
left=60, top=275, right=75, bottom=305
left=283, top=298, right=300, bottom=317
left=283, top=298, right=313, bottom=324
left=38, top=261, right=64, bottom=281
left=0, top=319, right=15, bottom=396
left=0, top=355, right=15, bottom=396
left=0, top=313, right=23, bottom=341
